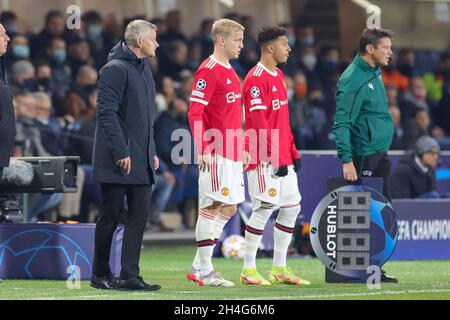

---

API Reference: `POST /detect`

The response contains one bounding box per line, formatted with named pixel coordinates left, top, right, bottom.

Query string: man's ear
left=136, top=37, right=142, bottom=48
left=366, top=44, right=374, bottom=55
left=218, top=36, right=226, bottom=47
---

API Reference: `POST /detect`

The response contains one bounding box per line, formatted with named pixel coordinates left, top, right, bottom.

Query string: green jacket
left=332, top=54, right=394, bottom=163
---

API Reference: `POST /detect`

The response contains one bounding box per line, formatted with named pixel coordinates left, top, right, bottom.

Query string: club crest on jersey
left=221, top=187, right=230, bottom=196
left=196, top=79, right=207, bottom=91
left=250, top=86, right=260, bottom=98
left=268, top=188, right=277, bottom=197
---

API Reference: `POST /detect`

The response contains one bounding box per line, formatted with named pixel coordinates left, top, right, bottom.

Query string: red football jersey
left=243, top=62, right=300, bottom=171
left=188, top=56, right=243, bottom=161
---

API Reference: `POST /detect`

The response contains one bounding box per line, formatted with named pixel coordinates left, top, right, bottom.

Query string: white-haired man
left=187, top=18, right=249, bottom=287
left=91, top=20, right=161, bottom=291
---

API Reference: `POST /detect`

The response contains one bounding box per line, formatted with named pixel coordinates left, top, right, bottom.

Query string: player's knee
left=280, top=203, right=301, bottom=211
left=278, top=203, right=301, bottom=221
left=203, top=201, right=222, bottom=214
left=220, top=204, right=237, bottom=218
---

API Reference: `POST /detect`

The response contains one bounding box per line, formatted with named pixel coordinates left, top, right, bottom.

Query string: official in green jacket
left=332, top=28, right=398, bottom=283
left=333, top=28, right=394, bottom=199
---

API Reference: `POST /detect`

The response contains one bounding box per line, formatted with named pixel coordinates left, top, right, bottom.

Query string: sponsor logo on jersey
left=192, top=90, right=205, bottom=98
left=226, top=92, right=240, bottom=103
left=226, top=78, right=232, bottom=85
left=272, top=86, right=277, bottom=92
left=368, top=83, right=374, bottom=90
left=250, top=98, right=262, bottom=106
left=272, top=99, right=280, bottom=110
left=226, top=92, right=235, bottom=103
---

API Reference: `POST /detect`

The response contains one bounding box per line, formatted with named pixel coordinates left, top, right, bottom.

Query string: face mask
left=176, top=113, right=188, bottom=123
left=23, top=78, right=37, bottom=91
left=287, top=88, right=294, bottom=101
left=37, top=77, right=51, bottom=89
left=302, top=54, right=317, bottom=70
left=301, top=35, right=314, bottom=46
left=202, top=34, right=213, bottom=43
left=384, top=64, right=394, bottom=72
left=87, top=25, right=102, bottom=39
left=6, top=25, right=17, bottom=35
left=323, top=60, right=338, bottom=72
left=37, top=118, right=50, bottom=126
left=295, top=83, right=308, bottom=97
left=54, top=49, right=66, bottom=63
left=83, top=84, right=97, bottom=94
left=12, top=44, right=30, bottom=58
left=288, top=34, right=296, bottom=47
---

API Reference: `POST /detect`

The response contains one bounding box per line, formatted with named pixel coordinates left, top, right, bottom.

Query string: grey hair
left=11, top=60, right=35, bottom=78
left=124, top=20, right=157, bottom=48
left=33, top=91, right=51, bottom=103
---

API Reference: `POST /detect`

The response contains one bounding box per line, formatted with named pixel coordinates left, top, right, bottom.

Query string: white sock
left=273, top=204, right=300, bottom=268
left=192, top=210, right=228, bottom=270
left=243, top=205, right=274, bottom=269
left=192, top=250, right=201, bottom=270
left=214, top=212, right=232, bottom=241
left=195, top=209, right=216, bottom=277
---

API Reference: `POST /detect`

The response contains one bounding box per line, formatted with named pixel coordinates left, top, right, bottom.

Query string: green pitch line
left=1, top=245, right=450, bottom=300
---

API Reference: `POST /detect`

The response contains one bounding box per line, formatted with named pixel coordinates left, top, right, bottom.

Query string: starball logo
left=310, top=186, right=398, bottom=289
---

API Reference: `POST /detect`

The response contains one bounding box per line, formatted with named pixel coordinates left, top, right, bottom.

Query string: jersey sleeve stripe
left=206, top=60, right=217, bottom=69
left=205, top=59, right=214, bottom=69
left=253, top=65, right=262, bottom=76
left=190, top=97, right=209, bottom=105
left=249, top=105, right=267, bottom=112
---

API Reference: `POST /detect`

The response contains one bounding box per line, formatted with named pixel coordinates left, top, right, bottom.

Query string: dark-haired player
left=240, top=26, right=310, bottom=286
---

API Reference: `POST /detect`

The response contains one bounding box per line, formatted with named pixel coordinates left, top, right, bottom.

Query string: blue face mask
left=301, top=35, right=315, bottom=46
left=323, top=60, right=339, bottom=72
left=6, top=25, right=17, bottom=35
left=13, top=44, right=30, bottom=58
left=87, top=25, right=102, bottom=39
left=288, top=34, right=296, bottom=47
left=54, top=49, right=66, bottom=63
left=23, top=78, right=37, bottom=91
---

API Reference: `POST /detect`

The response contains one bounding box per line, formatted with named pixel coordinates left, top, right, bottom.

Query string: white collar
left=210, top=55, right=231, bottom=69
left=415, top=155, right=430, bottom=173
left=257, top=61, right=277, bottom=77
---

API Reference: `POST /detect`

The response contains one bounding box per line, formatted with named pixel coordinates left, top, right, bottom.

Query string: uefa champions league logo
left=0, top=229, right=91, bottom=288
left=310, top=185, right=398, bottom=288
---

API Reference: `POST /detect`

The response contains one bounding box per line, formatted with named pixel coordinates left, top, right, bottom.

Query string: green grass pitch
left=1, top=245, right=450, bottom=300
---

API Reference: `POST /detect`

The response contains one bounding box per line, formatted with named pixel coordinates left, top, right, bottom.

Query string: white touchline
left=24, top=289, right=450, bottom=300
left=230, top=289, right=450, bottom=300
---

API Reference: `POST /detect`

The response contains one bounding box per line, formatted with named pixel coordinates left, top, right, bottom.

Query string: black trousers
left=92, top=183, right=153, bottom=280
left=353, top=152, right=392, bottom=201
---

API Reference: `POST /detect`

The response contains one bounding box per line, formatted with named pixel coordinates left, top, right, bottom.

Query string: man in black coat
left=0, top=23, right=16, bottom=178
left=91, top=20, right=161, bottom=291
left=391, top=136, right=440, bottom=199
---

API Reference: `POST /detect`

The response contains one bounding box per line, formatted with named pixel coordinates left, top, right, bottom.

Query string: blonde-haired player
left=187, top=19, right=249, bottom=287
